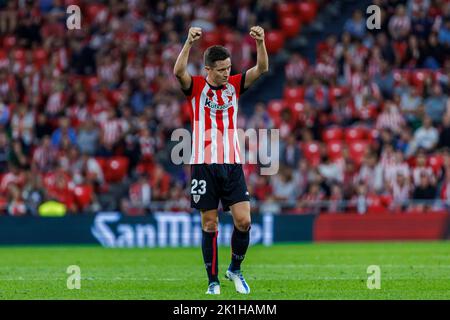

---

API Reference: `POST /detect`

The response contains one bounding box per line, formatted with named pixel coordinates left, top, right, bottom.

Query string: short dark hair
left=204, top=45, right=230, bottom=67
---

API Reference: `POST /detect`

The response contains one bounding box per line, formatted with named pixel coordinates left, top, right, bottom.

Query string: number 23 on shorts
left=191, top=179, right=207, bottom=195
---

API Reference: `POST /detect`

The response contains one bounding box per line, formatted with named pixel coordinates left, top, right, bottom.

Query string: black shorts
left=190, top=164, right=250, bottom=212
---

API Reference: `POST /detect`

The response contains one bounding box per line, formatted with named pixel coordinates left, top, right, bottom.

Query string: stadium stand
left=0, top=0, right=449, bottom=216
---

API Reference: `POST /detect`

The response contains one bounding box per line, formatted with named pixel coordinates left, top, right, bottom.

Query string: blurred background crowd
left=0, top=0, right=449, bottom=216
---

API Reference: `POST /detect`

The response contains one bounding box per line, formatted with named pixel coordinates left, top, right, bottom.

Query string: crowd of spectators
left=0, top=0, right=448, bottom=216
left=0, top=0, right=289, bottom=216
left=275, top=0, right=450, bottom=213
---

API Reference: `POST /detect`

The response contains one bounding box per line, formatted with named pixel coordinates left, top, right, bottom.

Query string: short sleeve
left=182, top=75, right=203, bottom=99
left=228, top=72, right=247, bottom=97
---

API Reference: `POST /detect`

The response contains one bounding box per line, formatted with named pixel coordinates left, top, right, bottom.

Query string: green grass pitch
left=0, top=241, right=449, bottom=299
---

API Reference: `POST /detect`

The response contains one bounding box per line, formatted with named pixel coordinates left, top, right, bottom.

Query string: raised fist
left=249, top=26, right=265, bottom=41
left=187, top=27, right=202, bottom=45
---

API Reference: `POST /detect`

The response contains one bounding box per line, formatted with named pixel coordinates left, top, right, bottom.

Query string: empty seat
left=280, top=15, right=302, bottom=38
left=201, top=31, right=222, bottom=49
left=297, top=1, right=318, bottom=24
left=326, top=141, right=344, bottom=161
left=322, top=127, right=343, bottom=142
left=345, top=127, right=367, bottom=142
left=348, top=140, right=370, bottom=165
left=328, top=86, right=348, bottom=105
left=301, top=141, right=321, bottom=166
left=104, top=157, right=129, bottom=183
left=2, top=36, right=16, bottom=49
left=289, top=101, right=305, bottom=118
left=74, top=184, right=93, bottom=210
left=410, top=69, right=432, bottom=92
left=428, top=154, right=444, bottom=173
left=13, top=49, right=25, bottom=61
left=86, top=4, right=107, bottom=23
left=267, top=99, right=285, bottom=125
left=84, top=76, right=99, bottom=90
left=283, top=86, right=305, bottom=102
left=277, top=2, right=298, bottom=18
left=265, top=30, right=285, bottom=54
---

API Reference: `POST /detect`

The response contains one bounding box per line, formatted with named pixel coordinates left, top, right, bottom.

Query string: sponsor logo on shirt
left=205, top=97, right=232, bottom=110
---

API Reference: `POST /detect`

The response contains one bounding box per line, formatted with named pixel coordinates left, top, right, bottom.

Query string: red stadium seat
left=326, top=141, right=344, bottom=161
left=108, top=90, right=124, bottom=105
left=428, top=154, right=444, bottom=174
left=267, top=99, right=285, bottom=125
left=277, top=2, right=298, bottom=18
left=33, top=48, right=47, bottom=61
left=357, top=103, right=378, bottom=120
left=289, top=101, right=305, bottom=117
left=368, top=128, right=379, bottom=141
left=221, top=29, right=236, bottom=44
left=84, top=76, right=99, bottom=90
left=348, top=140, right=370, bottom=165
left=280, top=15, right=302, bottom=38
left=322, top=127, right=344, bottom=142
left=136, top=161, right=155, bottom=175
left=267, top=99, right=284, bottom=115
left=393, top=69, right=411, bottom=85
left=379, top=194, right=393, bottom=207
left=74, top=184, right=93, bottom=210
left=65, top=0, right=81, bottom=5
left=104, top=157, right=129, bottom=183
left=33, top=48, right=48, bottom=68
left=265, top=30, right=285, bottom=54
left=366, top=195, right=386, bottom=214
left=410, top=69, right=432, bottom=92
left=2, top=36, right=16, bottom=49
left=13, top=49, right=25, bottom=61
left=86, top=4, right=107, bottom=23
left=201, top=31, right=222, bottom=49
left=301, top=141, right=321, bottom=166
left=407, top=155, right=417, bottom=168
left=297, top=1, right=318, bottom=24
left=328, top=86, right=348, bottom=105
left=345, top=127, right=367, bottom=142
left=283, top=86, right=305, bottom=103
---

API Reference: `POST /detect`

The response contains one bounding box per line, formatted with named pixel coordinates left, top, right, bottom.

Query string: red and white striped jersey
left=101, top=119, right=124, bottom=146
left=183, top=73, right=247, bottom=164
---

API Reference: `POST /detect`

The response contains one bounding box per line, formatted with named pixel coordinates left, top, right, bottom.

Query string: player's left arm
left=244, top=26, right=269, bottom=89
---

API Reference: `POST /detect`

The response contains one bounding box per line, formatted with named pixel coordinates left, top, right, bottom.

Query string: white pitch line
left=249, top=264, right=450, bottom=268
left=0, top=278, right=183, bottom=281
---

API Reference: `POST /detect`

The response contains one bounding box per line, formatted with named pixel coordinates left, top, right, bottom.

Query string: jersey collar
left=205, top=78, right=225, bottom=90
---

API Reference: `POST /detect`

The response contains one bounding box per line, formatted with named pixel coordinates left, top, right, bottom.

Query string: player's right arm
left=173, top=27, right=202, bottom=91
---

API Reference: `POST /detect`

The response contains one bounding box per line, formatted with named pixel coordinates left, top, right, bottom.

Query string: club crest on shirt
left=193, top=194, right=200, bottom=203
left=223, top=87, right=232, bottom=97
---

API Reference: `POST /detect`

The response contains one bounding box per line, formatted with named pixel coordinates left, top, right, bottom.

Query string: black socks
left=202, top=230, right=219, bottom=284
left=229, top=225, right=250, bottom=272
left=202, top=226, right=251, bottom=284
